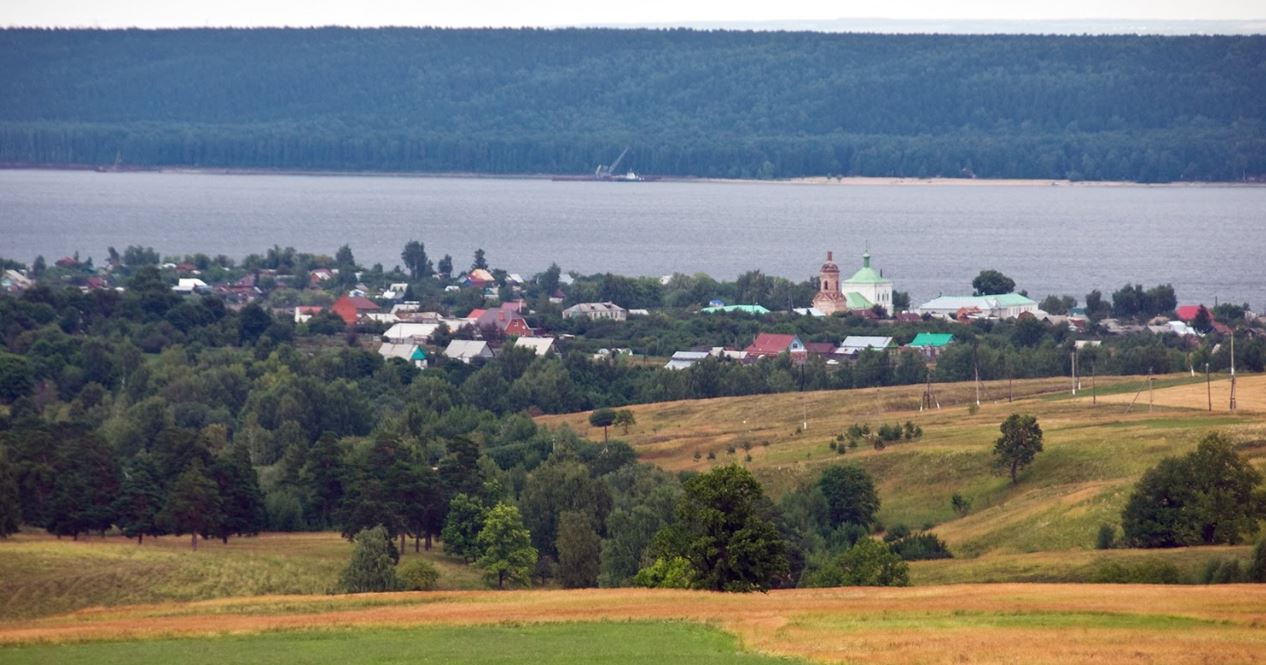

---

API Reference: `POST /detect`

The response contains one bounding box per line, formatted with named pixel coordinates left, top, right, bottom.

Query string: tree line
left=2, top=29, right=1264, bottom=182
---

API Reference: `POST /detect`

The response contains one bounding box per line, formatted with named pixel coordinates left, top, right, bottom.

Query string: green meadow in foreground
left=0, top=622, right=802, bottom=665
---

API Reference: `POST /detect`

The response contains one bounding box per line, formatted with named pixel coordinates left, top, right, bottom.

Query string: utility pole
left=1091, top=360, right=1096, bottom=406
left=1148, top=367, right=1154, bottom=413
left=1205, top=362, right=1212, bottom=412
left=1229, top=333, right=1238, bottom=411
left=1070, top=350, right=1077, bottom=396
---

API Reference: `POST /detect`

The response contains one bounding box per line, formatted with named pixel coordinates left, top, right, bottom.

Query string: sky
left=1, top=0, right=1263, bottom=29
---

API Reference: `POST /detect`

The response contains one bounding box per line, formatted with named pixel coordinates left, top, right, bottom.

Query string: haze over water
left=1, top=169, right=1262, bottom=308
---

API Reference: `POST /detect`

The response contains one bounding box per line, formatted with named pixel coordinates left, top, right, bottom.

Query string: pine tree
left=0, top=448, right=20, bottom=537
left=211, top=445, right=266, bottom=544
left=114, top=454, right=165, bottom=543
left=160, top=459, right=222, bottom=551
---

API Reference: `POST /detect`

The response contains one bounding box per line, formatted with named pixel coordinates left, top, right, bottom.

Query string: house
left=382, top=322, right=440, bottom=344
left=309, top=268, right=335, bottom=285
left=562, top=302, right=628, bottom=322
left=700, top=304, right=770, bottom=315
left=381, top=283, right=410, bottom=300
left=2, top=269, right=33, bottom=292
left=744, top=333, right=806, bottom=360
left=907, top=332, right=954, bottom=358
left=803, top=341, right=838, bottom=357
left=172, top=278, right=209, bottom=294
left=915, top=293, right=1038, bottom=320
left=294, top=306, right=324, bottom=323
left=836, top=336, right=893, bottom=356
left=665, top=350, right=710, bottom=370
left=465, top=269, right=496, bottom=288
left=812, top=250, right=896, bottom=316
left=508, top=336, right=557, bottom=357
left=792, top=307, right=826, bottom=317
left=475, top=307, right=533, bottom=338
left=378, top=342, right=429, bottom=368
left=444, top=340, right=495, bottom=364
left=331, top=295, right=381, bottom=325
left=1149, top=321, right=1201, bottom=337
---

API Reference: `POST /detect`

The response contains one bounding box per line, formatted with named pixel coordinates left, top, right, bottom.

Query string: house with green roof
left=842, top=251, right=895, bottom=315
left=907, top=332, right=954, bottom=359
left=914, top=293, right=1039, bottom=320
left=700, top=304, right=771, bottom=315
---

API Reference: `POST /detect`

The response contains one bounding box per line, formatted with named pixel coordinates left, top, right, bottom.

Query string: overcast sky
left=2, top=0, right=1263, bottom=29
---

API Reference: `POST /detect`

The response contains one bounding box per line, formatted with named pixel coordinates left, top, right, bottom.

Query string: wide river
left=1, top=169, right=1263, bottom=308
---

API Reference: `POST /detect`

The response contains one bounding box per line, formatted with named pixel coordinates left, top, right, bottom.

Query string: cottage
left=172, top=278, right=209, bottom=294
left=562, top=302, right=628, bottom=322
left=382, top=322, right=440, bottom=344
left=907, top=332, right=954, bottom=358
left=294, top=306, right=324, bottom=323
left=915, top=293, right=1038, bottom=320
left=836, top=336, right=893, bottom=356
left=378, top=342, right=428, bottom=368
left=444, top=340, right=495, bottom=364
left=744, top=333, right=806, bottom=360
left=331, top=295, right=381, bottom=325
left=475, top=307, right=533, bottom=338
left=508, top=336, right=557, bottom=357
left=665, top=350, right=710, bottom=370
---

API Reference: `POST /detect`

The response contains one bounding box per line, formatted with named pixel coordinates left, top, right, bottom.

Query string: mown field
left=539, top=372, right=1266, bottom=557
left=2, top=585, right=1264, bottom=665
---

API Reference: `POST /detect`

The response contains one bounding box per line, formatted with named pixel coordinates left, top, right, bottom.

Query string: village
left=2, top=246, right=1255, bottom=378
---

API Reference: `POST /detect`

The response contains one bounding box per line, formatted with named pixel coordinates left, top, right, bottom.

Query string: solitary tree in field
left=992, top=414, right=1043, bottom=484
left=339, top=525, right=401, bottom=593
left=613, top=409, right=637, bottom=435
left=589, top=408, right=617, bottom=443
left=972, top=269, right=1016, bottom=296
left=476, top=502, right=537, bottom=589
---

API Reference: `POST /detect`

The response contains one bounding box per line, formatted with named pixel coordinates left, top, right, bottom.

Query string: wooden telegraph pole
left=1229, top=333, right=1238, bottom=411
left=1205, top=362, right=1212, bottom=412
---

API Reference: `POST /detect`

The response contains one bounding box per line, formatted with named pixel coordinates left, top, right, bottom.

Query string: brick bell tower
left=811, top=250, right=846, bottom=314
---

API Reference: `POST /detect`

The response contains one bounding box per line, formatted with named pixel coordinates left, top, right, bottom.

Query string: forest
left=1, top=28, right=1264, bottom=182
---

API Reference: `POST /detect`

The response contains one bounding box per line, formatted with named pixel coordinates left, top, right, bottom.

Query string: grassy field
left=0, top=622, right=801, bottom=665
left=538, top=373, right=1266, bottom=557
left=0, top=532, right=483, bottom=620
left=2, top=585, right=1263, bottom=665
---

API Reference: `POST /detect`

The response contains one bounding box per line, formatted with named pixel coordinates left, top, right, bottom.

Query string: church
left=811, top=250, right=894, bottom=316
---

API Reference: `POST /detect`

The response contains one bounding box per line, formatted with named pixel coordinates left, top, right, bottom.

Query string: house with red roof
left=331, top=295, right=380, bottom=325
left=743, top=333, right=806, bottom=360
left=1175, top=305, right=1205, bottom=322
left=475, top=307, right=533, bottom=339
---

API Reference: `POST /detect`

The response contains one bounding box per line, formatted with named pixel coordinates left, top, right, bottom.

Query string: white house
left=835, top=336, right=893, bottom=356
left=915, top=293, right=1039, bottom=320
left=841, top=251, right=894, bottom=315
left=172, top=278, right=209, bottom=294
left=443, top=340, right=495, bottom=364
left=665, top=351, right=710, bottom=370
left=382, top=322, right=440, bottom=344
left=378, top=342, right=429, bottom=368
left=508, top=336, right=557, bottom=357
left=562, top=302, right=628, bottom=322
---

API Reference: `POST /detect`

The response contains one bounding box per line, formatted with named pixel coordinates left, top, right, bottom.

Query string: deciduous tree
left=476, top=502, right=537, bottom=589
left=992, top=414, right=1043, bottom=484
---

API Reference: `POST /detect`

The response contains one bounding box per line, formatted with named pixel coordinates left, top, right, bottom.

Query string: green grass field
left=0, top=622, right=803, bottom=665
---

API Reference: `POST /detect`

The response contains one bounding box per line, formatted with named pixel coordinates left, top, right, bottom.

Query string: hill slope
left=539, top=373, right=1266, bottom=556
left=2, top=29, right=1264, bottom=181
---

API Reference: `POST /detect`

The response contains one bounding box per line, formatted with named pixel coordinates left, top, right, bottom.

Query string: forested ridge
left=1, top=28, right=1264, bottom=181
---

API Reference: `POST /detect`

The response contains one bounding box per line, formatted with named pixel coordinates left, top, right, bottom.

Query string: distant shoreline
left=2, top=163, right=1263, bottom=188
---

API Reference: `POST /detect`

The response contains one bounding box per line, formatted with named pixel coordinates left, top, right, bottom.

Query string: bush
left=339, top=525, right=402, bottom=593
left=397, top=558, right=441, bottom=591
left=889, top=532, right=953, bottom=561
left=1089, top=559, right=1184, bottom=584
left=633, top=556, right=696, bottom=589
left=883, top=524, right=910, bottom=543
left=1212, top=559, right=1244, bottom=584
left=950, top=492, right=971, bottom=516
left=1250, top=539, right=1266, bottom=582
left=1095, top=524, right=1116, bottom=550
left=802, top=538, right=909, bottom=587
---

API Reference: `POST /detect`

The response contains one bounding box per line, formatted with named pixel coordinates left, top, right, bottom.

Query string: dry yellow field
left=2, top=585, right=1264, bottom=665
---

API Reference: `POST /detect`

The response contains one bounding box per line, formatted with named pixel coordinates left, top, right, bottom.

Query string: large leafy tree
left=972, top=270, right=1016, bottom=296
left=1122, top=433, right=1265, bottom=547
left=476, top=502, right=537, bottom=589
left=339, top=525, right=401, bottom=593
left=0, top=447, right=20, bottom=537
left=992, top=414, right=1043, bottom=484
left=653, top=464, right=788, bottom=592
left=441, top=493, right=487, bottom=561
left=401, top=240, right=432, bottom=280
left=817, top=465, right=879, bottom=529
left=519, top=459, right=612, bottom=558
left=803, top=537, right=909, bottom=587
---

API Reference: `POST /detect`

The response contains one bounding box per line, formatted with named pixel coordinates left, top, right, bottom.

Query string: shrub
left=950, top=493, right=972, bottom=516
left=633, top=556, right=696, bottom=589
left=883, top=524, right=911, bottom=543
left=1250, top=539, right=1266, bottom=582
left=889, top=532, right=953, bottom=561
left=1212, top=559, right=1244, bottom=584
left=397, top=558, right=441, bottom=591
left=1089, top=559, right=1184, bottom=584
left=1095, top=524, right=1116, bottom=550
left=802, top=538, right=909, bottom=587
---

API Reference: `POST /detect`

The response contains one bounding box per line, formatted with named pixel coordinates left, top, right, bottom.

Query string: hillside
left=538, top=373, right=1266, bottom=556
left=2, top=29, right=1264, bottom=181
